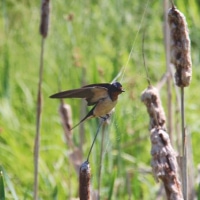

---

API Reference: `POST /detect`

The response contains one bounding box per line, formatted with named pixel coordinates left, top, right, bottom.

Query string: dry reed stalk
left=141, top=85, right=166, bottom=130
left=79, top=161, right=91, bottom=200
left=59, top=100, right=83, bottom=174
left=151, top=128, right=183, bottom=200
left=40, top=0, right=50, bottom=38
left=164, top=0, right=173, bottom=141
left=168, top=6, right=192, bottom=87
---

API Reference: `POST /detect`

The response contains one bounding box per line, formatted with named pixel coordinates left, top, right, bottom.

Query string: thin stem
left=34, top=37, right=45, bottom=200
left=142, top=31, right=151, bottom=86
left=97, top=123, right=106, bottom=199
left=86, top=120, right=104, bottom=162
left=181, top=87, right=185, bottom=155
left=181, top=87, right=187, bottom=200
left=163, top=0, right=173, bottom=141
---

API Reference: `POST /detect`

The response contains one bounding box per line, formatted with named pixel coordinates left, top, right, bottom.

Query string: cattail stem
left=181, top=87, right=187, bottom=200
left=34, top=1, right=50, bottom=198
left=180, top=87, right=185, bottom=156
left=34, top=37, right=45, bottom=200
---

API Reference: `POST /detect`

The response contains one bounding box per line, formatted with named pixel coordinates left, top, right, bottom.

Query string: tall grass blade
left=108, top=170, right=116, bottom=200
left=0, top=166, right=18, bottom=200
left=2, top=45, right=10, bottom=98
left=0, top=168, right=5, bottom=200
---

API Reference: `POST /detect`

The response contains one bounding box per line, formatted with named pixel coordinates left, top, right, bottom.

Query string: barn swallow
left=50, top=82, right=124, bottom=129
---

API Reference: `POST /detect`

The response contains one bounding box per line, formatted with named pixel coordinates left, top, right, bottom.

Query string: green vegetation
left=0, top=0, right=200, bottom=199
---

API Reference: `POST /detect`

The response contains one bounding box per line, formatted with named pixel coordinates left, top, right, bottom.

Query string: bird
left=50, top=82, right=125, bottom=129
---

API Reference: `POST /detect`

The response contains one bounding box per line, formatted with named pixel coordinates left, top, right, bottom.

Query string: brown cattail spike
left=59, top=101, right=74, bottom=148
left=40, top=0, right=50, bottom=38
left=168, top=7, right=192, bottom=87
left=141, top=86, right=166, bottom=130
left=79, top=161, right=91, bottom=200
left=151, top=128, right=183, bottom=200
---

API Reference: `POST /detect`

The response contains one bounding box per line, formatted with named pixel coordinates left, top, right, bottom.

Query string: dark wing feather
left=82, top=83, right=111, bottom=89
left=50, top=88, right=93, bottom=99
left=50, top=86, right=109, bottom=106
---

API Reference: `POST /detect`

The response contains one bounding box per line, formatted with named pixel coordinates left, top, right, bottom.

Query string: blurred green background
left=0, top=0, right=200, bottom=199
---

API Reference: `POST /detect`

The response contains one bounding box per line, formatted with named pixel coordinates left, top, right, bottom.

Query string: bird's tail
left=70, top=108, right=94, bottom=130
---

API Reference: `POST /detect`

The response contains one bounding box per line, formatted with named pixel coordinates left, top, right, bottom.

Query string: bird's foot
left=100, top=114, right=111, bottom=121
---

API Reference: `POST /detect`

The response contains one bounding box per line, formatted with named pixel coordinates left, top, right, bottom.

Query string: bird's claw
left=100, top=114, right=111, bottom=121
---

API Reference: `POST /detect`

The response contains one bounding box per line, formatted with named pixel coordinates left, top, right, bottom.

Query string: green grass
left=0, top=0, right=200, bottom=199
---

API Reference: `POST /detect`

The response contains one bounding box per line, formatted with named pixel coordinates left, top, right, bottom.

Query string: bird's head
left=111, top=82, right=125, bottom=93
left=109, top=82, right=125, bottom=101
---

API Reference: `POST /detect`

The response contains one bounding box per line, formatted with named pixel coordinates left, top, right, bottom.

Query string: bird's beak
left=120, top=87, right=125, bottom=92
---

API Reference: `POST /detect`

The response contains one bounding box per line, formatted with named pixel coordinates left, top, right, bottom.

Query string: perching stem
left=86, top=120, right=104, bottom=162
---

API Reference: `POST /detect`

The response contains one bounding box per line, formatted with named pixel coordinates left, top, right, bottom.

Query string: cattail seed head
left=151, top=128, right=178, bottom=178
left=150, top=128, right=183, bottom=199
left=168, top=7, right=192, bottom=87
left=40, top=0, right=50, bottom=38
left=141, top=86, right=166, bottom=130
left=79, top=161, right=91, bottom=200
left=59, top=103, right=72, bottom=131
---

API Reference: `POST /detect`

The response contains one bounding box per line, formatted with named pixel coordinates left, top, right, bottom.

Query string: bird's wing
left=82, top=83, right=111, bottom=105
left=50, top=84, right=110, bottom=106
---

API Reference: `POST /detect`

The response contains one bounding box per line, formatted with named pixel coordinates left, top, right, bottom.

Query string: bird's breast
left=93, top=97, right=117, bottom=117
